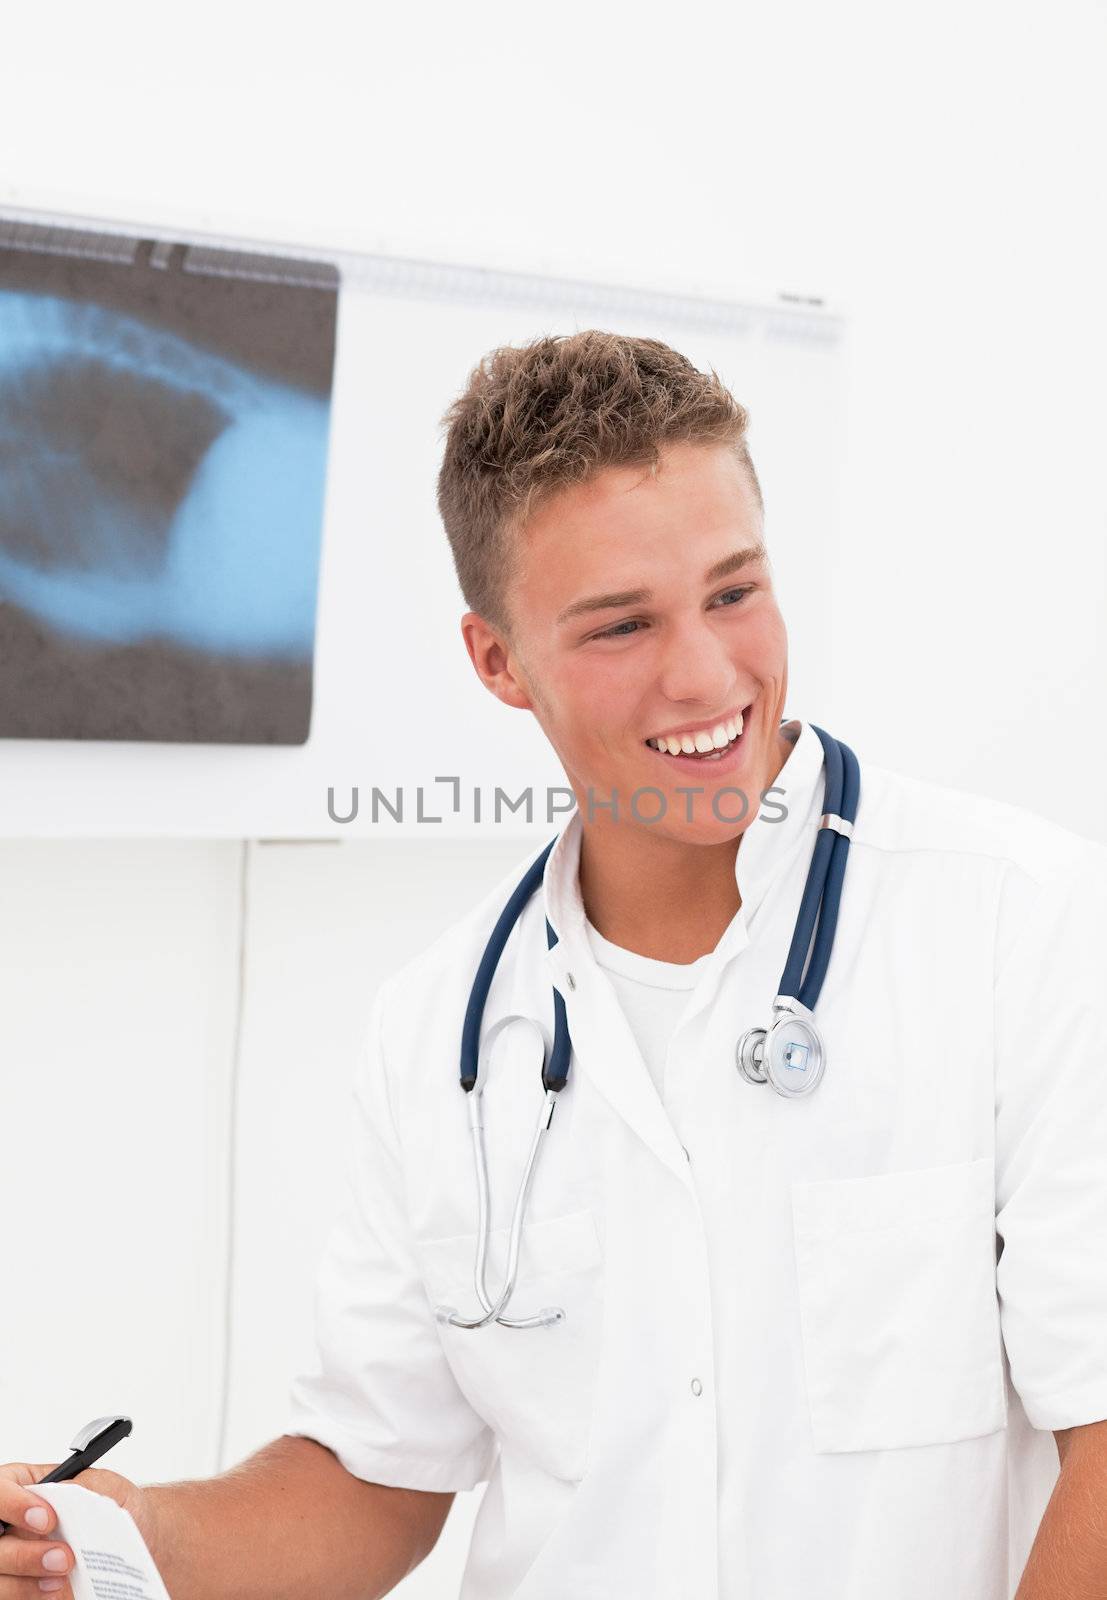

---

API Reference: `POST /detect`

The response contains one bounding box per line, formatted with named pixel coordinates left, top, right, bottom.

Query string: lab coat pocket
left=791, top=1156, right=1007, bottom=1453
left=418, top=1208, right=604, bottom=1483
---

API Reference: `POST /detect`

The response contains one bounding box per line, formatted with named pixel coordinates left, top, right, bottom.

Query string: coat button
left=690, top=1378, right=703, bottom=1396
left=565, top=971, right=576, bottom=991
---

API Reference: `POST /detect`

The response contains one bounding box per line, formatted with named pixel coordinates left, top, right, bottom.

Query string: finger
left=0, top=1582, right=73, bottom=1600
left=0, top=1533, right=74, bottom=1581
left=0, top=1467, right=63, bottom=1538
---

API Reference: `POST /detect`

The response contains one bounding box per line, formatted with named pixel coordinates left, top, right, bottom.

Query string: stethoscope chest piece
left=733, top=723, right=859, bottom=1101
left=736, top=1001, right=826, bottom=1098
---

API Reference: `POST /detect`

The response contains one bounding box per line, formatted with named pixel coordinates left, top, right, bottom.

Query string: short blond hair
left=436, top=329, right=762, bottom=635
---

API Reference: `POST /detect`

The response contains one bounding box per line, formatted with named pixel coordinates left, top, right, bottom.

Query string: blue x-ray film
left=0, top=291, right=329, bottom=658
left=0, top=226, right=338, bottom=744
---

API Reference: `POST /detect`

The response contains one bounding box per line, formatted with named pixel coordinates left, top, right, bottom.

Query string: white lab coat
left=287, top=718, right=1107, bottom=1599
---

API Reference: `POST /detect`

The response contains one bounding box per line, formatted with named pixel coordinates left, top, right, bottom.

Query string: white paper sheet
left=33, top=1483, right=171, bottom=1600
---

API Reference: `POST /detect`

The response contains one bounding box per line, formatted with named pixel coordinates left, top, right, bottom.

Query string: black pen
left=0, top=1416, right=132, bottom=1536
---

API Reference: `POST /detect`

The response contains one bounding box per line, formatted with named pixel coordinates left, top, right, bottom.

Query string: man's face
left=464, top=439, right=790, bottom=845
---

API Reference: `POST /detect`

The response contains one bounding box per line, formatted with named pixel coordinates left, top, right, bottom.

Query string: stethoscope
left=434, top=723, right=860, bottom=1331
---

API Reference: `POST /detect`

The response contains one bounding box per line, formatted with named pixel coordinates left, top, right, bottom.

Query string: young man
left=3, top=332, right=1106, bottom=1598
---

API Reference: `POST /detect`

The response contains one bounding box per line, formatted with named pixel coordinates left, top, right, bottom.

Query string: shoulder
left=849, top=756, right=1106, bottom=982
left=856, top=755, right=1105, bottom=889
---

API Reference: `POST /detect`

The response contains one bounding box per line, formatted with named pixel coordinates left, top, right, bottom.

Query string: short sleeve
left=993, top=838, right=1107, bottom=1432
left=286, top=975, right=498, bottom=1490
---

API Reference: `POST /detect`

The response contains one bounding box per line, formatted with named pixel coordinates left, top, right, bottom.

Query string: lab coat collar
left=515, top=717, right=829, bottom=1186
left=540, top=716, right=827, bottom=963
left=730, top=716, right=828, bottom=926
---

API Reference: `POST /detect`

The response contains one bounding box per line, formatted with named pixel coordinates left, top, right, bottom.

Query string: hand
left=0, top=1461, right=152, bottom=1598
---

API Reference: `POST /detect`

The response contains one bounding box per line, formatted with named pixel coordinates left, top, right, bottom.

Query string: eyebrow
left=556, top=543, right=768, bottom=625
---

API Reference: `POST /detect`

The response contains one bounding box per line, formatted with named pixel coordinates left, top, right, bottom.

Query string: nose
left=654, top=611, right=739, bottom=710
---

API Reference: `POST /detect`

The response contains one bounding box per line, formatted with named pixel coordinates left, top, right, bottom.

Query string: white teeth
left=647, top=708, right=747, bottom=755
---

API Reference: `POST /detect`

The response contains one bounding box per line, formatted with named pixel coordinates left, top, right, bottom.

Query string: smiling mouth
left=643, top=702, right=752, bottom=762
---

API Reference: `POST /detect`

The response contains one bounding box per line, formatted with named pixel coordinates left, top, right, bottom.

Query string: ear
left=460, top=612, right=535, bottom=712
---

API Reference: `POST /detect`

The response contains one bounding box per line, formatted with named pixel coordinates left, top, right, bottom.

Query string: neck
left=576, top=723, right=797, bottom=963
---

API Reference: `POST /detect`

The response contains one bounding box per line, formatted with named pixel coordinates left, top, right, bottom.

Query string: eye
left=592, top=617, right=644, bottom=640
left=710, top=585, right=754, bottom=608
left=589, top=585, right=755, bottom=641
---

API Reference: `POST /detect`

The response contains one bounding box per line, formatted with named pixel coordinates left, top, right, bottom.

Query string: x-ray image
left=0, top=223, right=338, bottom=743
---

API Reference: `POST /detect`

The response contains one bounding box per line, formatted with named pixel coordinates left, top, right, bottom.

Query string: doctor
left=2, top=330, right=1106, bottom=1600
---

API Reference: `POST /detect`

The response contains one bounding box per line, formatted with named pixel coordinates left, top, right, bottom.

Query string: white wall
left=0, top=3, right=1104, bottom=1596
left=0, top=842, right=242, bottom=1483
left=0, top=836, right=525, bottom=1595
left=1, top=1, right=1103, bottom=833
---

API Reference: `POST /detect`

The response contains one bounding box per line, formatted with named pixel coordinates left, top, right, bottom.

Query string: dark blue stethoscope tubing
left=800, top=738, right=860, bottom=1004
left=789, top=734, right=860, bottom=1010
left=778, top=725, right=843, bottom=1000
left=460, top=837, right=557, bottom=1091
left=543, top=917, right=572, bottom=1092
left=799, top=816, right=850, bottom=1004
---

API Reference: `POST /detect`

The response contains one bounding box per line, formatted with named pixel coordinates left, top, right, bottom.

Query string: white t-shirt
left=583, top=916, right=727, bottom=1104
